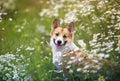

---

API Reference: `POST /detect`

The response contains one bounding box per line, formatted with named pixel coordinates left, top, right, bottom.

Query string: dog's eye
left=63, top=35, right=67, bottom=38
left=55, top=33, right=59, bottom=36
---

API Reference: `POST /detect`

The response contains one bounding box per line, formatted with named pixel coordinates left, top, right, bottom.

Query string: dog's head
left=50, top=19, right=74, bottom=50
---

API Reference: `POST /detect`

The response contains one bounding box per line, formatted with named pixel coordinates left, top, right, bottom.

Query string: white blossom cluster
left=39, top=0, right=112, bottom=24
left=54, top=48, right=109, bottom=75
left=89, top=32, right=119, bottom=55
left=0, top=53, right=32, bottom=81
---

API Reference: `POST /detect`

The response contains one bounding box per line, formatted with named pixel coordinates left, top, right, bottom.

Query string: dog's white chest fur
left=51, top=41, right=79, bottom=68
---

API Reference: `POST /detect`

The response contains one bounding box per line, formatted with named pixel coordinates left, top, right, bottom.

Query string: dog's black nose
left=57, top=40, right=62, bottom=45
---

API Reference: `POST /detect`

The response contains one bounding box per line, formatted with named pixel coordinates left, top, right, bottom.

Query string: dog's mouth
left=53, top=39, right=67, bottom=49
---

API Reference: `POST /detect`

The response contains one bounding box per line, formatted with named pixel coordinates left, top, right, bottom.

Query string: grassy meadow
left=0, top=0, right=120, bottom=81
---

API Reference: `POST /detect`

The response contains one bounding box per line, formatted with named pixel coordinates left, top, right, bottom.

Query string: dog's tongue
left=56, top=45, right=62, bottom=49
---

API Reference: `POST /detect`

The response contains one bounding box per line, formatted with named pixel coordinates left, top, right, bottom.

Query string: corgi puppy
left=50, top=19, right=111, bottom=75
left=50, top=19, right=79, bottom=69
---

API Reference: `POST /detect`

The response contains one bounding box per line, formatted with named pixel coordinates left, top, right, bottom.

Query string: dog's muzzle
left=53, top=39, right=67, bottom=49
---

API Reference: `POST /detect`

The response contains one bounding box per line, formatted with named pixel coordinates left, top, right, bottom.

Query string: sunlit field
left=0, top=0, right=120, bottom=81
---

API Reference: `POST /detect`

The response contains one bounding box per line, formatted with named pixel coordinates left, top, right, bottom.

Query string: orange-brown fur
left=50, top=26, right=73, bottom=43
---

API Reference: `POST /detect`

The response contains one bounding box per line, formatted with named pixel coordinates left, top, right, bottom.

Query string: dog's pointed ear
left=52, top=19, right=60, bottom=29
left=68, top=22, right=74, bottom=33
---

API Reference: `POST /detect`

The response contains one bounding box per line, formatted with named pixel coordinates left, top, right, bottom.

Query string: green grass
left=0, top=0, right=120, bottom=81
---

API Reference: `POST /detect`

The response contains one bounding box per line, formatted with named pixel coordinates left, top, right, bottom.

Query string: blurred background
left=0, top=0, right=120, bottom=81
